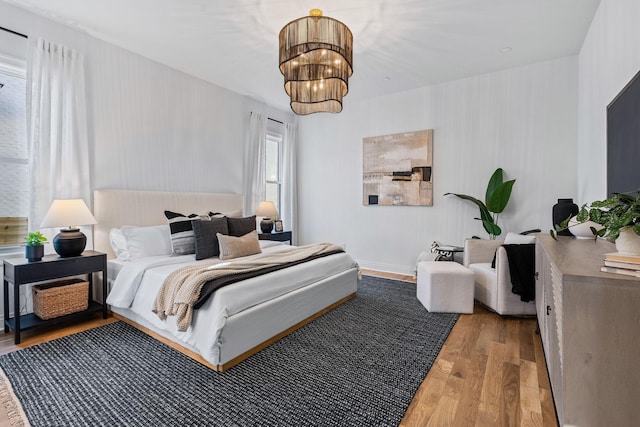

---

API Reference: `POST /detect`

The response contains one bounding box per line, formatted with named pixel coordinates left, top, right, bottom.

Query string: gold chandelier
left=279, top=9, right=353, bottom=115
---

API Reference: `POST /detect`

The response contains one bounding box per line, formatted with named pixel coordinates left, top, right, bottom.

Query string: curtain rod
left=0, top=26, right=27, bottom=39
left=268, top=117, right=283, bottom=124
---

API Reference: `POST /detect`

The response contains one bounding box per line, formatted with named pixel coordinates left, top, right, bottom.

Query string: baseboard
left=356, top=260, right=415, bottom=277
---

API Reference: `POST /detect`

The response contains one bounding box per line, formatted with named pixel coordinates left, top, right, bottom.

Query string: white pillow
left=504, top=232, right=536, bottom=245
left=109, top=228, right=131, bottom=260
left=120, top=225, right=173, bottom=259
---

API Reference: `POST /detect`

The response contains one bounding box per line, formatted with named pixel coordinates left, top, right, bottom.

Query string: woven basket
left=32, top=278, right=89, bottom=320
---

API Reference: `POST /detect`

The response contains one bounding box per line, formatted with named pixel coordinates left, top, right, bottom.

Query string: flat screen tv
left=607, top=69, right=640, bottom=197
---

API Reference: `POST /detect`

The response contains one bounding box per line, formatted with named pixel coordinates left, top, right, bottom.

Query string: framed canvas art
left=363, top=129, right=433, bottom=206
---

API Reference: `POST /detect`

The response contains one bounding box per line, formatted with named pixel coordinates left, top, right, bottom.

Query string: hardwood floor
left=363, top=269, right=557, bottom=427
left=0, top=270, right=557, bottom=427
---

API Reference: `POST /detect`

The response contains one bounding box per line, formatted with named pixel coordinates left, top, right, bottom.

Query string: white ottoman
left=417, top=261, right=474, bottom=314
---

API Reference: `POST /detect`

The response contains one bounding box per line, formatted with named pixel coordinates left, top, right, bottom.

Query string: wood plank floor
left=0, top=270, right=557, bottom=427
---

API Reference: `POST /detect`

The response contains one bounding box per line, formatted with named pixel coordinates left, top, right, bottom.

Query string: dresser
left=536, top=235, right=640, bottom=427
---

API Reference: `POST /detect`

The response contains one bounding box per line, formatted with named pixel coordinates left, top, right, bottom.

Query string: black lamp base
left=260, top=219, right=274, bottom=234
left=53, top=228, right=87, bottom=257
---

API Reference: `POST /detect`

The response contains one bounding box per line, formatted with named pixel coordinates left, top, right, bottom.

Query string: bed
left=93, top=189, right=359, bottom=372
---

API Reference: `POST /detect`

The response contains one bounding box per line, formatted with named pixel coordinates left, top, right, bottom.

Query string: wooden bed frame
left=93, top=189, right=358, bottom=371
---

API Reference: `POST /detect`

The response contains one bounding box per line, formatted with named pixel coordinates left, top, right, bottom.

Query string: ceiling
left=5, top=0, right=601, bottom=113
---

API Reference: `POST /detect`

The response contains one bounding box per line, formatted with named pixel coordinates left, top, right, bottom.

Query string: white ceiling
left=6, top=0, right=601, bottom=113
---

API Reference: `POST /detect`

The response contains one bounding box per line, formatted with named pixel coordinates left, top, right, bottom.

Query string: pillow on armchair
left=504, top=232, right=536, bottom=245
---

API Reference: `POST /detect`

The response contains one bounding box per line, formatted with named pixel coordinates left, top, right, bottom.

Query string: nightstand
left=3, top=250, right=108, bottom=344
left=258, top=231, right=292, bottom=244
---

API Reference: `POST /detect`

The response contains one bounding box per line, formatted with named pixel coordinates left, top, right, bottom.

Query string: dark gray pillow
left=227, top=216, right=256, bottom=237
left=192, top=217, right=229, bottom=260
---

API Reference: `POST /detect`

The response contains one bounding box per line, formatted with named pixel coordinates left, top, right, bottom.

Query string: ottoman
left=417, top=261, right=474, bottom=313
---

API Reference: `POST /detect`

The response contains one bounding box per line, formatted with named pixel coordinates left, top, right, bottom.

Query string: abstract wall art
left=363, top=129, right=433, bottom=206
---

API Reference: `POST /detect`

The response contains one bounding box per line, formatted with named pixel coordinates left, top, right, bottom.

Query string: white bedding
left=106, top=243, right=358, bottom=364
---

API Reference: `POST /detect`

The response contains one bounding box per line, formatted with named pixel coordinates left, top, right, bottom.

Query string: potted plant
left=445, top=168, right=516, bottom=239
left=24, top=231, right=48, bottom=262
left=551, top=191, right=640, bottom=253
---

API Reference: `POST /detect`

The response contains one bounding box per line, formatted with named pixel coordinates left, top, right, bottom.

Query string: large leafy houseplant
left=551, top=191, right=640, bottom=241
left=445, top=168, right=516, bottom=239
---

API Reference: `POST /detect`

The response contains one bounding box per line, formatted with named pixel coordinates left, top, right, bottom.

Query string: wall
left=577, top=0, right=640, bottom=203
left=0, top=1, right=250, bottom=197
left=298, top=56, right=578, bottom=275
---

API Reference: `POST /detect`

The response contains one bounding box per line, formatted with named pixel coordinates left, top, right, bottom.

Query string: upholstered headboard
left=93, top=189, right=243, bottom=259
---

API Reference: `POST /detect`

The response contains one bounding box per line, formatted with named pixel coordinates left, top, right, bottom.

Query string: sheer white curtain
left=243, top=112, right=267, bottom=216
left=27, top=38, right=90, bottom=230
left=281, top=122, right=298, bottom=244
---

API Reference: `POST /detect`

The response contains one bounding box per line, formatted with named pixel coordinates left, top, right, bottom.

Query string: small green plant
left=445, top=168, right=516, bottom=239
left=551, top=191, right=640, bottom=240
left=24, top=231, right=48, bottom=246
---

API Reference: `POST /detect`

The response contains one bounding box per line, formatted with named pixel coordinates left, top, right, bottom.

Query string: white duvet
left=106, top=243, right=358, bottom=363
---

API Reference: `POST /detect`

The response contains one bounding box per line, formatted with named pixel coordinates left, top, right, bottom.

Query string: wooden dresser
left=536, top=234, right=640, bottom=427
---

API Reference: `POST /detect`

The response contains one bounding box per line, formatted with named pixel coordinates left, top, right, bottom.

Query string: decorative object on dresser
left=566, top=215, right=604, bottom=239
left=600, top=252, right=640, bottom=277
left=551, top=191, right=640, bottom=250
left=40, top=199, right=97, bottom=257
left=23, top=231, right=47, bottom=262
left=256, top=201, right=278, bottom=233
left=552, top=198, right=578, bottom=236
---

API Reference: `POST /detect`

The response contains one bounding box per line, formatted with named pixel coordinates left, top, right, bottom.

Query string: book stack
left=600, top=252, right=640, bottom=277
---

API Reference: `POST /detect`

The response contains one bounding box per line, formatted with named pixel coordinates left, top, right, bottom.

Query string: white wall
left=577, top=0, right=640, bottom=203
left=0, top=1, right=254, bottom=197
left=298, top=57, right=578, bottom=275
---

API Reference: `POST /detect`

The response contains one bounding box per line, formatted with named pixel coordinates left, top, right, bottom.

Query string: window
left=0, top=44, right=28, bottom=251
left=265, top=131, right=283, bottom=215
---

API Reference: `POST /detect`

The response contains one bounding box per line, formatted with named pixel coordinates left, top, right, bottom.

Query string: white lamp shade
left=40, top=199, right=97, bottom=229
left=256, top=201, right=278, bottom=219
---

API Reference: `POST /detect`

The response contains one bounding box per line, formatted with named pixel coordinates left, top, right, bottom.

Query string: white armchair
left=463, top=237, right=536, bottom=316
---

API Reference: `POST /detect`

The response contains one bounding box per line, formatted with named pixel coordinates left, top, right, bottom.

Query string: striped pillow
left=165, top=210, right=212, bottom=255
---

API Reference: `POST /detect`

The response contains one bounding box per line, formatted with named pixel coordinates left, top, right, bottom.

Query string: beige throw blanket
left=153, top=243, right=343, bottom=331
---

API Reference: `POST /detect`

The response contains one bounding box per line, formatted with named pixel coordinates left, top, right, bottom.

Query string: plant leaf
left=445, top=193, right=492, bottom=220
left=486, top=180, right=516, bottom=213
left=485, top=168, right=504, bottom=207
left=481, top=219, right=501, bottom=237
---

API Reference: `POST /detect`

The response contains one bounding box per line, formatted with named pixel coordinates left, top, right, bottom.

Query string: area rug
left=0, top=276, right=458, bottom=427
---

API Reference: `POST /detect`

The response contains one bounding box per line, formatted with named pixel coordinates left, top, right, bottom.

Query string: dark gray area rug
left=0, top=276, right=458, bottom=427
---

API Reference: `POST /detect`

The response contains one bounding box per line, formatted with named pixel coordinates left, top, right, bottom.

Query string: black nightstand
left=258, top=231, right=292, bottom=244
left=3, top=250, right=108, bottom=344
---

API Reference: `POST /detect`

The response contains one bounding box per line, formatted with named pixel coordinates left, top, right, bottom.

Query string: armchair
left=463, top=236, right=536, bottom=316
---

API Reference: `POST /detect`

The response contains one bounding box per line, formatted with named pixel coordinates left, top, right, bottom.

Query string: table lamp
left=40, top=199, right=97, bottom=257
left=256, top=201, right=278, bottom=233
